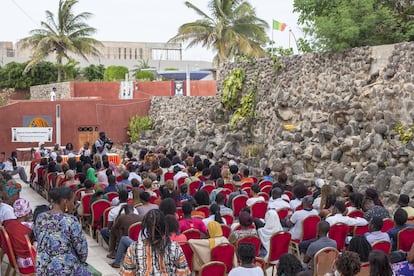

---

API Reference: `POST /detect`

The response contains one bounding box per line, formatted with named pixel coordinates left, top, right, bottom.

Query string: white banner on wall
left=11, top=127, right=53, bottom=142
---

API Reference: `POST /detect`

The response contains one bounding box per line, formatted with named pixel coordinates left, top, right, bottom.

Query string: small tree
left=135, top=70, right=154, bottom=81
left=103, top=66, right=129, bottom=81
left=81, top=64, right=105, bottom=81
left=127, top=115, right=152, bottom=142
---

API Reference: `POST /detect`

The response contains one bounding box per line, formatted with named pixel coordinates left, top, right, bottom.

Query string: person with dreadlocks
left=120, top=209, right=191, bottom=276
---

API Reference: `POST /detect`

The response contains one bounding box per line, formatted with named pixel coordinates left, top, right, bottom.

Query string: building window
left=135, top=49, right=137, bottom=59
left=139, top=48, right=143, bottom=59
left=124, top=48, right=127, bottom=59
left=118, top=48, right=121, bottom=59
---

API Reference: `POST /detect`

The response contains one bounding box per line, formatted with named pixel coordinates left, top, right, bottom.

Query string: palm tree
left=169, top=0, right=269, bottom=65
left=20, top=0, right=102, bottom=82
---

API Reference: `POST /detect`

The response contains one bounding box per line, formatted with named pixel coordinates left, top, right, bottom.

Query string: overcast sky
left=2, top=0, right=302, bottom=61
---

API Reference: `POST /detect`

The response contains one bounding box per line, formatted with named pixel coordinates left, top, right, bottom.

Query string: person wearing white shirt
left=325, top=201, right=368, bottom=227
left=287, top=196, right=318, bottom=240
left=173, top=166, right=188, bottom=189
left=364, top=217, right=391, bottom=245
left=268, top=187, right=290, bottom=211
left=50, top=87, right=56, bottom=101
left=228, top=243, right=264, bottom=276
left=246, top=184, right=265, bottom=207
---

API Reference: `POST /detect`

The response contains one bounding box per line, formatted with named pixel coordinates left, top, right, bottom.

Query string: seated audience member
left=127, top=165, right=142, bottom=183
left=241, top=168, right=254, bottom=184
left=273, top=172, right=291, bottom=192
left=159, top=198, right=177, bottom=217
left=388, top=208, right=410, bottom=251
left=202, top=203, right=226, bottom=226
left=228, top=242, right=264, bottom=276
left=116, top=170, right=131, bottom=191
left=246, top=184, right=265, bottom=207
left=347, top=192, right=364, bottom=214
left=348, top=235, right=372, bottom=263
left=342, top=184, right=354, bottom=202
left=3, top=199, right=34, bottom=269
left=326, top=201, right=368, bottom=226
left=363, top=198, right=390, bottom=222
left=178, top=201, right=207, bottom=235
left=312, top=178, right=325, bottom=200
left=130, top=178, right=141, bottom=205
left=398, top=194, right=414, bottom=217
left=193, top=189, right=210, bottom=207
left=104, top=175, right=117, bottom=193
left=277, top=253, right=304, bottom=276
left=312, top=181, right=331, bottom=213
left=101, top=190, right=138, bottom=247
left=184, top=166, right=199, bottom=185
left=369, top=250, right=393, bottom=276
left=13, top=198, right=33, bottom=229
left=179, top=184, right=194, bottom=203
left=7, top=151, right=29, bottom=184
left=303, top=221, right=337, bottom=268
left=209, top=178, right=225, bottom=203
left=286, top=196, right=318, bottom=241
left=165, top=179, right=181, bottom=207
left=110, top=235, right=133, bottom=268
left=119, top=209, right=191, bottom=275
left=165, top=214, right=187, bottom=243
left=135, top=192, right=158, bottom=216
left=142, top=177, right=156, bottom=197
left=261, top=167, right=274, bottom=183
left=64, top=169, right=80, bottom=189
left=63, top=142, right=77, bottom=155
left=334, top=251, right=361, bottom=276
left=107, top=204, right=142, bottom=259
left=227, top=175, right=247, bottom=208
left=228, top=211, right=257, bottom=245
left=268, top=187, right=290, bottom=211
left=365, top=188, right=384, bottom=207
left=258, top=209, right=283, bottom=260
left=0, top=179, right=21, bottom=223
left=216, top=193, right=233, bottom=216
left=189, top=221, right=235, bottom=271
left=173, top=165, right=188, bottom=188
left=289, top=184, right=309, bottom=210
left=365, top=216, right=391, bottom=245
left=391, top=243, right=414, bottom=276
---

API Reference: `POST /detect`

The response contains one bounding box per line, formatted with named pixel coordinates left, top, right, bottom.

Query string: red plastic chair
left=195, top=205, right=210, bottom=218
left=381, top=218, right=395, bottom=232
left=251, top=177, right=258, bottom=184
left=407, top=216, right=414, bottom=226
left=277, top=207, right=293, bottom=220
left=177, top=176, right=186, bottom=190
left=236, top=235, right=262, bottom=257
left=80, top=193, right=93, bottom=223
left=218, top=188, right=232, bottom=201
left=102, top=206, right=113, bottom=228
left=397, top=227, right=414, bottom=251
left=199, top=261, right=226, bottom=276
left=128, top=222, right=142, bottom=241
left=328, top=223, right=349, bottom=250
left=232, top=195, right=248, bottom=217
left=250, top=201, right=268, bottom=219
left=314, top=247, right=339, bottom=276
left=200, top=185, right=215, bottom=195
left=353, top=225, right=369, bottom=236
left=241, top=187, right=252, bottom=197
left=182, top=228, right=202, bottom=240
left=259, top=180, right=273, bottom=190
left=372, top=240, right=392, bottom=254
left=221, top=214, right=234, bottom=225
left=180, top=242, right=193, bottom=271
left=260, top=185, right=272, bottom=195
left=356, top=262, right=370, bottom=276
left=268, top=231, right=291, bottom=274
left=88, top=199, right=111, bottom=237
left=290, top=215, right=321, bottom=257
left=241, top=182, right=253, bottom=190
left=348, top=210, right=364, bottom=218
left=176, top=207, right=183, bottom=220
left=106, top=192, right=119, bottom=202
left=221, top=224, right=231, bottom=238
left=223, top=183, right=234, bottom=192
left=189, top=180, right=201, bottom=196
left=74, top=187, right=86, bottom=201
left=283, top=191, right=293, bottom=200
left=0, top=227, right=36, bottom=275
left=257, top=192, right=270, bottom=202
left=211, top=243, right=235, bottom=274
left=164, top=172, right=174, bottom=182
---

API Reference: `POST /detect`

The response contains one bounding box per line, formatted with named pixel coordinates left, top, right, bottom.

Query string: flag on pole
left=272, top=20, right=287, bottom=32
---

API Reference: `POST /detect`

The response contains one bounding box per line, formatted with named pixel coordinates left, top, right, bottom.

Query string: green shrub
left=135, top=70, right=154, bottom=81
left=221, top=69, right=245, bottom=110
left=127, top=115, right=153, bottom=142
left=103, top=66, right=129, bottom=81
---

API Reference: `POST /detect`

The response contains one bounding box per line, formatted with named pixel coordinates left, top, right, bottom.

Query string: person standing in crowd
left=94, top=131, right=112, bottom=158
left=50, top=87, right=56, bottom=101
left=34, top=187, right=90, bottom=275
left=120, top=209, right=191, bottom=275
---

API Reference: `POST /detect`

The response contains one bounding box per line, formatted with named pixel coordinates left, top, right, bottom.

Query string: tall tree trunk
left=57, top=54, right=62, bottom=82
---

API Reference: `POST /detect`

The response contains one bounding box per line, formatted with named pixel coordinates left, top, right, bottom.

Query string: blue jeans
left=114, top=236, right=133, bottom=265
left=101, top=227, right=110, bottom=245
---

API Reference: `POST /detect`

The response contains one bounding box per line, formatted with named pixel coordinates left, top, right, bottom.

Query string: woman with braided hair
left=120, top=209, right=191, bottom=276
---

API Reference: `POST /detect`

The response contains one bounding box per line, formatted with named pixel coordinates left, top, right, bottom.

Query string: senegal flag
left=273, top=20, right=287, bottom=31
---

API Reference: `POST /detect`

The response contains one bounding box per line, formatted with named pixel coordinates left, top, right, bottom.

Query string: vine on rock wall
left=221, top=69, right=245, bottom=110
left=393, top=121, right=414, bottom=145
left=230, top=90, right=257, bottom=129
left=127, top=115, right=153, bottom=143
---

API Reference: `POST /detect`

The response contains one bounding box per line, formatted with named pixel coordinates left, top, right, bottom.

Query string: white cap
left=315, top=178, right=325, bottom=188
left=229, top=160, right=237, bottom=166
left=50, top=152, right=57, bottom=161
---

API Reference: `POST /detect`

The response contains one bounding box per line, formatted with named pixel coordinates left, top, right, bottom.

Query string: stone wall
left=134, top=42, right=414, bottom=204
left=30, top=82, right=71, bottom=100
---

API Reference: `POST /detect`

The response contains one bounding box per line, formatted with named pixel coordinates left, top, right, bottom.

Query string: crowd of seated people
left=1, top=144, right=414, bottom=275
